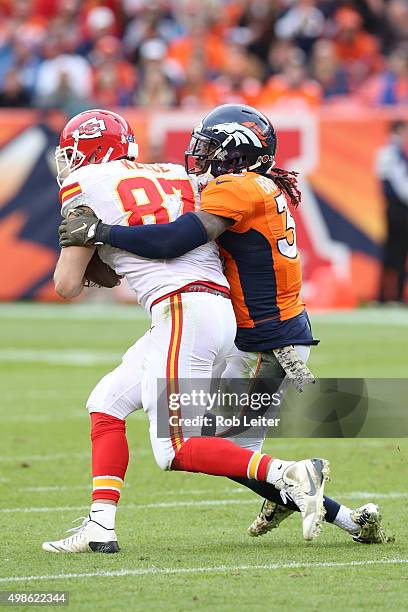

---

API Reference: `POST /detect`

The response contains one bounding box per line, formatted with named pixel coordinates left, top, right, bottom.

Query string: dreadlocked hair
left=266, top=167, right=301, bottom=208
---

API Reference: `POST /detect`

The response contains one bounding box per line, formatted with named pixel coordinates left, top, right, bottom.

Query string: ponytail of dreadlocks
left=266, top=167, right=302, bottom=208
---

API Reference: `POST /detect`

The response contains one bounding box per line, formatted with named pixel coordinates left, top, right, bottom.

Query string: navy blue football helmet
left=185, top=104, right=277, bottom=178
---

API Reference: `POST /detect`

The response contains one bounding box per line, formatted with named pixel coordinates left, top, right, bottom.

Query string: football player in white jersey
left=60, top=104, right=385, bottom=543
left=43, top=109, right=331, bottom=553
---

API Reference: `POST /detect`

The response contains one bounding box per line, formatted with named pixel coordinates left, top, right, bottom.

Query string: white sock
left=333, top=505, right=359, bottom=535
left=90, top=503, right=117, bottom=530
left=266, top=459, right=294, bottom=485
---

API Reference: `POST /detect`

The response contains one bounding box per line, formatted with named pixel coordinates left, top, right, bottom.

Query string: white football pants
left=87, top=292, right=237, bottom=470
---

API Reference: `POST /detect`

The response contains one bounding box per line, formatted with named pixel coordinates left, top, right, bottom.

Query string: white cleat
left=42, top=515, right=119, bottom=553
left=351, top=503, right=392, bottom=544
left=274, top=458, right=330, bottom=541
left=248, top=500, right=294, bottom=537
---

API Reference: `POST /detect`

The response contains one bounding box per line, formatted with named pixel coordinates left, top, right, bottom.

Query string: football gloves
left=59, top=208, right=111, bottom=248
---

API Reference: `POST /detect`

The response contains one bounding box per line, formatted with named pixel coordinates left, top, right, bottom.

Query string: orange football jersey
left=200, top=172, right=305, bottom=332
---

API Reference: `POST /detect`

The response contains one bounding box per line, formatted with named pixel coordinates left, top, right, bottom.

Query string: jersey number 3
left=275, top=192, right=297, bottom=259
left=116, top=176, right=196, bottom=226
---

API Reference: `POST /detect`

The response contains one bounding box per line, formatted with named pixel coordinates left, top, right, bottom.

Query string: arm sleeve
left=200, top=178, right=252, bottom=226
left=106, top=212, right=208, bottom=259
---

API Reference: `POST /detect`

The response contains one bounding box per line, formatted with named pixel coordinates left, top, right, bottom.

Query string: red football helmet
left=55, top=109, right=138, bottom=186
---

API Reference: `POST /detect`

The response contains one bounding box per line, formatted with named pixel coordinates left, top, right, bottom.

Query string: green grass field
left=1, top=304, right=407, bottom=611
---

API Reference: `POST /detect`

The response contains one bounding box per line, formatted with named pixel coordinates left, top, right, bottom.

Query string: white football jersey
left=59, top=160, right=228, bottom=310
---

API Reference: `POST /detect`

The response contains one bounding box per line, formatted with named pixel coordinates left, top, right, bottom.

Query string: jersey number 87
left=116, top=176, right=196, bottom=226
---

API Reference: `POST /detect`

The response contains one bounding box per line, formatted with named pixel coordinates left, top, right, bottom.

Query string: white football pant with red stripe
left=87, top=292, right=236, bottom=470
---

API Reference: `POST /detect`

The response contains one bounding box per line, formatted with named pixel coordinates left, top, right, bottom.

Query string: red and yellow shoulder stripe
left=59, top=182, right=82, bottom=206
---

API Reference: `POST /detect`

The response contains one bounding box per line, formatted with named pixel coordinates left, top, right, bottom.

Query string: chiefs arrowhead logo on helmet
left=73, top=117, right=107, bottom=140
left=55, top=109, right=138, bottom=186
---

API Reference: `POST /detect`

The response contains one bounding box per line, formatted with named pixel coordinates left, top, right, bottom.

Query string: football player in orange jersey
left=60, top=104, right=387, bottom=544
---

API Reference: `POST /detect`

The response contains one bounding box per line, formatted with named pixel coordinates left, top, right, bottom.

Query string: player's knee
left=154, top=453, right=172, bottom=471
left=294, top=345, right=310, bottom=364
left=86, top=374, right=113, bottom=414
left=87, top=400, right=118, bottom=418
left=86, top=379, right=141, bottom=419
left=151, top=443, right=174, bottom=471
left=230, top=437, right=264, bottom=453
left=86, top=390, right=115, bottom=416
left=87, top=400, right=105, bottom=414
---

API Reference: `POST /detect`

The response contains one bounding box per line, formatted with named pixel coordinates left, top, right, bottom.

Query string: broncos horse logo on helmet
left=185, top=103, right=301, bottom=208
left=185, top=104, right=277, bottom=178
left=211, top=122, right=266, bottom=148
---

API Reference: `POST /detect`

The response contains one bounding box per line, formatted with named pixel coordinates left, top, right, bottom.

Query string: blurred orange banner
left=0, top=107, right=406, bottom=305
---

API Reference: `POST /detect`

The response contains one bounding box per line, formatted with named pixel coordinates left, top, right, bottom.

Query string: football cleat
left=248, top=499, right=294, bottom=537
left=274, top=458, right=330, bottom=541
left=351, top=503, right=391, bottom=544
left=42, top=515, right=119, bottom=553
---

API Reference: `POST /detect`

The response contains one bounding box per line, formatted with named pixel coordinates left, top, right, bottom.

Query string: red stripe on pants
left=166, top=295, right=184, bottom=452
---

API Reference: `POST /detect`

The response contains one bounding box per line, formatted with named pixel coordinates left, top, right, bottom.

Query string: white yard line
left=311, top=309, right=408, bottom=326
left=0, top=492, right=405, bottom=513
left=0, top=439, right=398, bottom=463
left=1, top=304, right=407, bottom=326
left=18, top=485, right=90, bottom=492
left=2, top=390, right=81, bottom=400
left=0, top=349, right=123, bottom=366
left=0, top=499, right=252, bottom=513
left=0, top=411, right=146, bottom=423
left=339, top=491, right=407, bottom=499
left=0, top=415, right=88, bottom=423
left=10, top=484, right=407, bottom=500
left=16, top=485, right=238, bottom=494
left=0, top=447, right=149, bottom=463
left=1, top=559, right=407, bottom=584
left=0, top=303, right=148, bottom=321
left=0, top=451, right=90, bottom=463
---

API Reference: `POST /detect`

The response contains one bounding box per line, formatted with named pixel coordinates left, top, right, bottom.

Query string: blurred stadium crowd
left=0, top=0, right=407, bottom=114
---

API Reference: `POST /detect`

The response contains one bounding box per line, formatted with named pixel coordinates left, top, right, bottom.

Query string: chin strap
left=196, top=169, right=214, bottom=191
left=101, top=147, right=114, bottom=164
